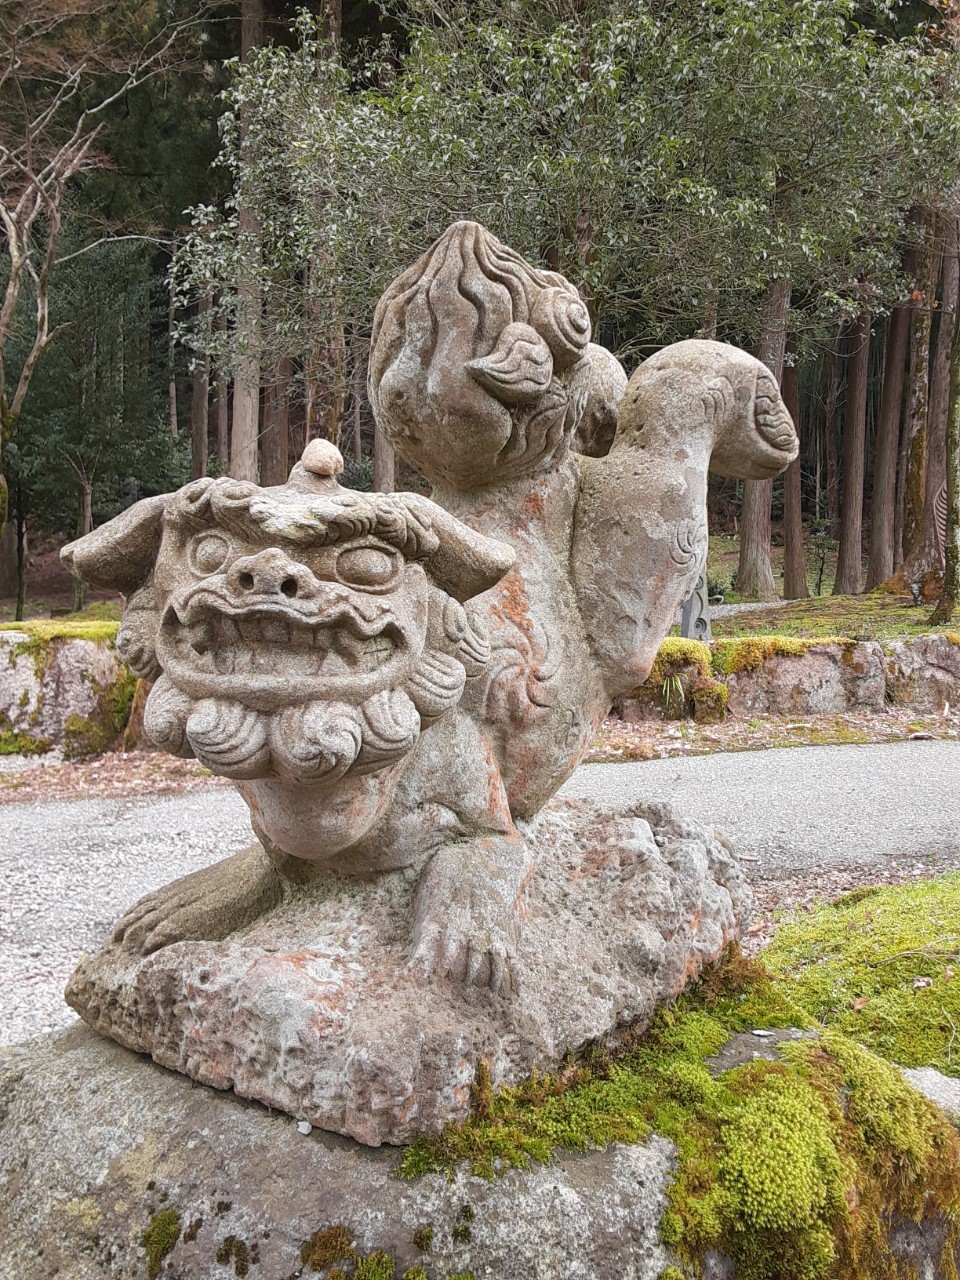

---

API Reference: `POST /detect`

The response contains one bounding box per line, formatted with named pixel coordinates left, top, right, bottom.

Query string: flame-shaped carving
left=116, top=586, right=161, bottom=681
left=405, top=650, right=468, bottom=722
left=142, top=675, right=193, bottom=755
left=356, top=689, right=421, bottom=772
left=754, top=368, right=797, bottom=452
left=467, top=323, right=554, bottom=405
left=270, top=702, right=364, bottom=784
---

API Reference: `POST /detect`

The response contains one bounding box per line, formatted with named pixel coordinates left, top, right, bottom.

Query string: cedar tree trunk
left=737, top=277, right=790, bottom=600
left=834, top=310, right=871, bottom=595
left=866, top=302, right=910, bottom=588
left=900, top=216, right=959, bottom=594
left=931, top=260, right=960, bottom=625
left=229, top=0, right=264, bottom=482
left=782, top=355, right=808, bottom=598
left=190, top=298, right=211, bottom=482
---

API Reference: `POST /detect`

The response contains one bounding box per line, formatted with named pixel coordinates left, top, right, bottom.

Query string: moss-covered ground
left=711, top=589, right=960, bottom=643
left=400, top=875, right=960, bottom=1279
left=763, top=874, right=960, bottom=1075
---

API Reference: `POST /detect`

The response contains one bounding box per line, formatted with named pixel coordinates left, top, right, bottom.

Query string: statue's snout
left=226, top=548, right=317, bottom=602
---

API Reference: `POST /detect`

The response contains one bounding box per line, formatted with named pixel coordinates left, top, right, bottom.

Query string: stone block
left=885, top=634, right=960, bottom=711
left=0, top=629, right=130, bottom=756
left=66, top=799, right=749, bottom=1147
left=724, top=640, right=885, bottom=716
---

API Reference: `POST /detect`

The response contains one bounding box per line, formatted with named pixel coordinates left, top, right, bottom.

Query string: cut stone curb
left=0, top=1024, right=677, bottom=1280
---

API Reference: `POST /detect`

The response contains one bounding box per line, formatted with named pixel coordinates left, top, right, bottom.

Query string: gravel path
left=3, top=790, right=252, bottom=1045
left=4, top=739, right=960, bottom=1046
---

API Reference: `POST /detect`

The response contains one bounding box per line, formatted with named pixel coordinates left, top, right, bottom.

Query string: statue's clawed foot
left=410, top=834, right=533, bottom=995
left=112, top=844, right=283, bottom=955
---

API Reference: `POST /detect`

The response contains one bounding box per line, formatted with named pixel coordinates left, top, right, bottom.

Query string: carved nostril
left=239, top=571, right=255, bottom=591
left=280, top=577, right=298, bottom=598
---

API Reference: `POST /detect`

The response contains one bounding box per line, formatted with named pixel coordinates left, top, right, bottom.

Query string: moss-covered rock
left=618, top=639, right=717, bottom=721
left=401, top=876, right=960, bottom=1279
left=0, top=622, right=132, bottom=757
left=719, top=639, right=886, bottom=717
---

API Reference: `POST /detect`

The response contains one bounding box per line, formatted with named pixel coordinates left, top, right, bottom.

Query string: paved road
left=4, top=740, right=960, bottom=1045
left=562, top=739, right=960, bottom=878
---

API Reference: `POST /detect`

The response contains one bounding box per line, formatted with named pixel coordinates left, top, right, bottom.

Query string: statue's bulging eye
left=336, top=545, right=398, bottom=588
left=188, top=532, right=230, bottom=576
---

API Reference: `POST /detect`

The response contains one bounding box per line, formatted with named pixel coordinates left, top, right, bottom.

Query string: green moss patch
left=142, top=1208, right=181, bottom=1280
left=629, top=639, right=730, bottom=722
left=3, top=619, right=120, bottom=644
left=0, top=709, right=50, bottom=755
left=710, top=635, right=845, bottom=677
left=649, top=638, right=713, bottom=685
left=62, top=666, right=137, bottom=759
left=400, top=884, right=960, bottom=1280
left=763, top=874, right=960, bottom=1075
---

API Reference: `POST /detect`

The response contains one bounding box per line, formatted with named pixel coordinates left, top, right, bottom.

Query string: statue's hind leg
left=111, top=844, right=283, bottom=955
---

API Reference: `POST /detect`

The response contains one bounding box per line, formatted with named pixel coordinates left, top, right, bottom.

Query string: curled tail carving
left=573, top=339, right=798, bottom=695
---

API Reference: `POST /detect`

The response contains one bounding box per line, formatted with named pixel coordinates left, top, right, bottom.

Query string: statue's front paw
left=112, top=845, right=281, bottom=956
left=410, top=835, right=531, bottom=995
left=410, top=909, right=517, bottom=996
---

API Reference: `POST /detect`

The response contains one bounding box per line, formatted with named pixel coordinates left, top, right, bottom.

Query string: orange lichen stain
left=480, top=737, right=512, bottom=824
left=522, top=488, right=546, bottom=521
left=491, top=567, right=534, bottom=634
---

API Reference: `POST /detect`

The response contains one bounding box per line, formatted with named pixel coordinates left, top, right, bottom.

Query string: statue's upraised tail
left=572, top=338, right=798, bottom=695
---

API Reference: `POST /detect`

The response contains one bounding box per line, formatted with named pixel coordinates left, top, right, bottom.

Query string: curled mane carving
left=369, top=220, right=592, bottom=491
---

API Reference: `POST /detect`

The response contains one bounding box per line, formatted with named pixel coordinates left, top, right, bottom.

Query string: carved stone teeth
left=214, top=616, right=240, bottom=646
left=334, top=633, right=364, bottom=667
left=260, top=617, right=290, bottom=645
left=188, top=620, right=213, bottom=655
left=213, top=647, right=236, bottom=674
left=322, top=650, right=352, bottom=677
left=238, top=616, right=262, bottom=645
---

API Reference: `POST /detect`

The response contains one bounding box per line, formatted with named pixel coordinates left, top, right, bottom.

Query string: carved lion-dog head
left=62, top=442, right=514, bottom=786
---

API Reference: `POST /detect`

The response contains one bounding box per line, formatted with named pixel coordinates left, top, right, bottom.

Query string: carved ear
left=399, top=495, right=516, bottom=602
left=467, top=322, right=554, bottom=405
left=60, top=494, right=168, bottom=595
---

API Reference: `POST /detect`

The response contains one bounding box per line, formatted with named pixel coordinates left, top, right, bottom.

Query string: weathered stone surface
left=0, top=1024, right=678, bottom=1280
left=903, top=1065, right=960, bottom=1124
left=724, top=641, right=885, bottom=716
left=4, top=1026, right=960, bottom=1280
left=0, top=629, right=127, bottom=755
left=885, top=633, right=960, bottom=711
left=59, top=220, right=795, bottom=1139
left=67, top=798, right=748, bottom=1145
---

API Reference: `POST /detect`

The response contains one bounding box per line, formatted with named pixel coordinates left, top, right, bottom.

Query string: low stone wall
left=4, top=627, right=960, bottom=754
left=616, top=633, right=960, bottom=722
left=0, top=624, right=133, bottom=758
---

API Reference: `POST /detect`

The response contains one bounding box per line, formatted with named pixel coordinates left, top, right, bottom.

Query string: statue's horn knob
left=301, top=439, right=344, bottom=477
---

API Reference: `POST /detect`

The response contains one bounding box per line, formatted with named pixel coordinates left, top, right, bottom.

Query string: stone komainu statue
left=62, top=223, right=797, bottom=1142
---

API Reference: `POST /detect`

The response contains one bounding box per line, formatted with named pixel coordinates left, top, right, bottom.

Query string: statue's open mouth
left=156, top=593, right=415, bottom=709
left=177, top=605, right=398, bottom=678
